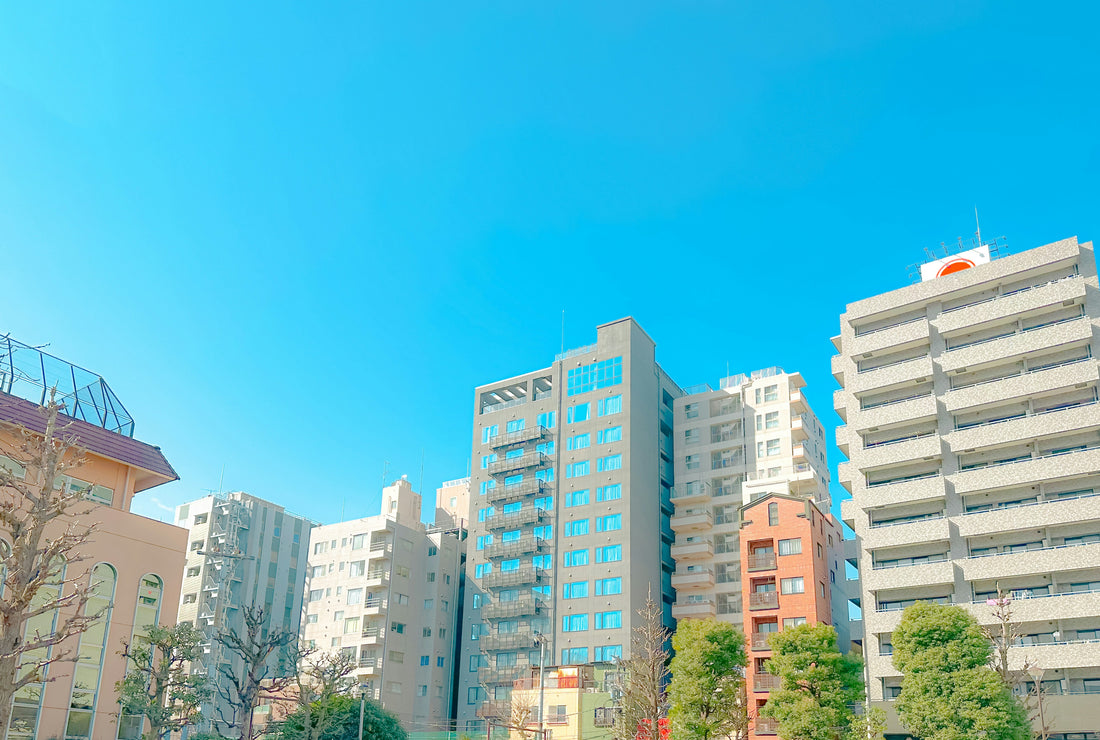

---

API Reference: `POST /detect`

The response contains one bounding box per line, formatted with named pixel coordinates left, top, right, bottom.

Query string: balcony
left=960, top=541, right=1100, bottom=581
left=481, top=566, right=543, bottom=589
left=749, top=592, right=779, bottom=610
left=747, top=553, right=777, bottom=572
left=478, top=666, right=527, bottom=685
left=484, top=536, right=542, bottom=560
left=486, top=508, right=546, bottom=530
left=671, top=485, right=710, bottom=505
left=488, top=452, right=549, bottom=476
left=361, top=627, right=385, bottom=644
left=671, top=599, right=716, bottom=619
left=671, top=538, right=713, bottom=561
left=848, top=355, right=933, bottom=396
left=363, top=598, right=388, bottom=615
left=364, top=570, right=389, bottom=587
left=848, top=315, right=930, bottom=358
left=790, top=390, right=807, bottom=413
left=956, top=493, right=1100, bottom=538
left=753, top=674, right=780, bottom=692
left=671, top=509, right=713, bottom=533
left=489, top=425, right=549, bottom=449
left=480, top=632, right=538, bottom=651
left=863, top=559, right=955, bottom=591
left=671, top=568, right=715, bottom=590
left=944, top=355, right=1098, bottom=416
left=936, top=274, right=1086, bottom=335
left=750, top=633, right=772, bottom=651
left=953, top=447, right=1100, bottom=495
left=476, top=701, right=510, bottom=718
left=940, top=314, right=1092, bottom=373
left=948, top=401, right=1100, bottom=454
left=486, top=478, right=546, bottom=503
left=368, top=543, right=392, bottom=560
left=755, top=717, right=778, bottom=736
left=483, top=595, right=543, bottom=620
left=358, top=657, right=381, bottom=674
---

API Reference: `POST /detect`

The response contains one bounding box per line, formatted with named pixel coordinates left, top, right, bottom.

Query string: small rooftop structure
left=0, top=334, right=134, bottom=436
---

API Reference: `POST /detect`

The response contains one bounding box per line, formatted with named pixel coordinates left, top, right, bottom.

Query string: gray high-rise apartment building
left=835, top=236, right=1100, bottom=736
left=175, top=492, right=313, bottom=734
left=457, top=318, right=681, bottom=731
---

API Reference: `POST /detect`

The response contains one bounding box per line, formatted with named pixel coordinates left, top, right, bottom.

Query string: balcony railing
left=755, top=717, right=779, bottom=735
left=476, top=701, right=511, bottom=718
left=363, top=597, right=388, bottom=610
left=747, top=553, right=776, bottom=571
left=485, top=479, right=547, bottom=503
left=484, top=536, right=543, bottom=560
left=749, top=592, right=779, bottom=610
left=753, top=674, right=780, bottom=692
left=489, top=426, right=549, bottom=449
left=485, top=508, right=545, bottom=530
left=488, top=452, right=549, bottom=476
left=750, top=632, right=772, bottom=651
left=480, top=632, right=538, bottom=651
left=368, top=543, right=393, bottom=558
left=361, top=627, right=386, bottom=640
left=358, top=657, right=381, bottom=670
left=478, top=666, right=527, bottom=685
left=483, top=596, right=543, bottom=620
left=481, top=566, right=543, bottom=589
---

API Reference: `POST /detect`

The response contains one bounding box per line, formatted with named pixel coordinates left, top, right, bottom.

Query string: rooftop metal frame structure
left=0, top=334, right=135, bottom=437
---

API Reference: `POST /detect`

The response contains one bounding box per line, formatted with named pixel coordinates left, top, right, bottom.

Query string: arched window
left=64, top=563, right=117, bottom=739
left=116, top=574, right=164, bottom=740
left=768, top=502, right=779, bottom=526
left=9, top=556, right=66, bottom=740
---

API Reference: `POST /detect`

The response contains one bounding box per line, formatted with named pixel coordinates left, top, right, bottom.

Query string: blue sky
left=1, top=3, right=1097, bottom=525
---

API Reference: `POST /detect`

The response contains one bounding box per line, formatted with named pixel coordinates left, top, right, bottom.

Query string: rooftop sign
left=919, top=244, right=991, bottom=282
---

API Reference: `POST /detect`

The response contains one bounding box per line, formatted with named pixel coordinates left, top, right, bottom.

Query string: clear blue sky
left=1, top=3, right=1097, bottom=525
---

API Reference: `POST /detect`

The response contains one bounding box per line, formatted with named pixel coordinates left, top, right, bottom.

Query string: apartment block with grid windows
left=301, top=477, right=465, bottom=730
left=457, top=318, right=681, bottom=733
left=835, top=236, right=1100, bottom=737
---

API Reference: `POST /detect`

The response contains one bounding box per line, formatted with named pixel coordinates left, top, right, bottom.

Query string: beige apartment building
left=835, top=236, right=1100, bottom=737
left=301, top=477, right=466, bottom=731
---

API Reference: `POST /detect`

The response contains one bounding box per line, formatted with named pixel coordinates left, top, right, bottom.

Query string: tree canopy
left=277, top=694, right=406, bottom=740
left=667, top=617, right=747, bottom=740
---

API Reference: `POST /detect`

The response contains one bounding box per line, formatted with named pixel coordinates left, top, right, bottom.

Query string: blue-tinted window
left=534, top=496, right=554, bottom=511
left=564, top=549, right=589, bottom=567
left=596, top=545, right=622, bottom=563
left=437, top=656, right=445, bottom=667
left=567, top=433, right=591, bottom=451
left=482, top=425, right=498, bottom=444
left=535, top=468, right=555, bottom=483
left=597, top=454, right=622, bottom=472
left=502, top=502, right=521, bottom=514
left=563, top=581, right=589, bottom=599
left=479, top=480, right=495, bottom=495
left=532, top=554, right=552, bottom=570
left=536, top=441, right=555, bottom=455
left=480, top=454, right=497, bottom=469
left=537, top=411, right=557, bottom=429
left=505, top=449, right=523, bottom=460
left=562, top=647, right=589, bottom=664
left=501, top=530, right=521, bottom=542
left=596, top=514, right=622, bottom=532
left=420, top=655, right=430, bottom=666
left=595, top=611, right=622, bottom=630
left=476, top=535, right=493, bottom=550
left=478, top=507, right=495, bottom=522
left=566, top=461, right=590, bottom=478
left=501, top=559, right=520, bottom=572
left=562, top=614, right=589, bottom=632
left=474, top=563, right=492, bottom=578
left=565, top=519, right=589, bottom=537
left=504, top=474, right=523, bottom=486
left=507, top=419, right=526, bottom=433
left=567, top=403, right=591, bottom=423
left=565, top=489, right=590, bottom=507
left=533, top=525, right=553, bottom=541
left=595, top=577, right=622, bottom=595
left=598, top=426, right=622, bottom=444
left=597, top=484, right=622, bottom=502
left=472, top=594, right=481, bottom=610
left=567, top=357, right=623, bottom=396
left=594, top=645, right=622, bottom=662
left=598, top=395, right=623, bottom=417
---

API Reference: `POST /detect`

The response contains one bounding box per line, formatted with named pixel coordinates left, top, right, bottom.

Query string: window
left=597, top=484, right=622, bottom=501
left=781, top=577, right=805, bottom=595
left=501, top=559, right=521, bottom=572
left=685, top=455, right=700, bottom=470
left=597, top=426, right=622, bottom=444
left=472, top=594, right=481, bottom=610
left=778, top=538, right=801, bottom=556
left=765, top=411, right=779, bottom=429
left=534, top=496, right=554, bottom=511
left=437, top=657, right=445, bottom=667
left=309, top=589, right=324, bottom=602
left=478, top=507, right=495, bottom=522
left=536, top=468, right=555, bottom=482
left=768, top=503, right=779, bottom=526
left=193, top=513, right=208, bottom=525
left=182, top=593, right=197, bottom=605
left=783, top=617, right=807, bottom=628
left=66, top=563, right=116, bottom=739
left=563, top=581, right=589, bottom=599
left=536, top=441, right=555, bottom=455
left=474, top=563, right=492, bottom=578
left=561, top=647, right=589, bottom=664
left=479, top=480, right=496, bottom=495
left=532, top=554, right=552, bottom=569
left=505, top=449, right=523, bottom=460
left=597, top=454, right=622, bottom=472
left=757, top=439, right=781, bottom=457
left=565, top=520, right=589, bottom=536
left=598, top=395, right=623, bottom=416
left=566, top=461, right=590, bottom=478
left=469, top=623, right=482, bottom=640
left=311, top=565, right=326, bottom=578
left=568, top=433, right=591, bottom=450
left=596, top=514, right=622, bottom=532
left=185, top=566, right=200, bottom=577
left=764, top=384, right=779, bottom=402
left=305, top=614, right=318, bottom=624
left=190, top=540, right=204, bottom=552
left=349, top=560, right=365, bottom=577
left=594, top=645, right=622, bottom=662
left=476, top=535, right=493, bottom=550
left=596, top=545, right=622, bottom=563
left=344, top=617, right=360, bottom=634
left=423, top=627, right=433, bottom=637
left=507, top=419, right=526, bottom=433
left=480, top=454, right=497, bottom=469
left=564, top=549, right=589, bottom=567
left=595, top=577, right=622, bottom=595
left=314, top=542, right=326, bottom=555
left=538, top=411, right=557, bottom=429
left=568, top=403, right=591, bottom=423
left=468, top=687, right=484, bottom=704
left=817, top=543, right=824, bottom=558
left=565, top=489, right=590, bottom=507
left=424, top=599, right=434, bottom=610
left=501, top=530, right=521, bottom=543
left=567, top=357, right=623, bottom=396
left=595, top=611, right=622, bottom=629
left=562, top=614, right=589, bottom=632
left=819, top=582, right=826, bottom=598
left=685, top=403, right=699, bottom=419
left=533, top=525, right=553, bottom=540
left=347, top=588, right=363, bottom=605
left=482, top=425, right=498, bottom=443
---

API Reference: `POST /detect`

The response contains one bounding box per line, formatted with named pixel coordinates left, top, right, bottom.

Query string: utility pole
left=535, top=632, right=548, bottom=739
left=359, top=683, right=368, bottom=740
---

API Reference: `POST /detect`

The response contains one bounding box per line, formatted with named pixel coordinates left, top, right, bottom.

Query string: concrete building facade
left=457, top=318, right=681, bottom=733
left=0, top=337, right=185, bottom=740
left=834, top=236, right=1100, bottom=737
left=301, top=477, right=465, bottom=731
left=174, top=491, right=313, bottom=733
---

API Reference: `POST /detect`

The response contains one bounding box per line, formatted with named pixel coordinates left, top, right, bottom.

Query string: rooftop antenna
left=381, top=460, right=390, bottom=489
left=975, top=206, right=983, bottom=246
left=217, top=464, right=225, bottom=494
left=561, top=309, right=565, bottom=357
left=418, top=449, right=425, bottom=494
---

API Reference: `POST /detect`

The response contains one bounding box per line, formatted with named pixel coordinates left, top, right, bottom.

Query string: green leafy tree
left=277, top=694, right=406, bottom=740
left=116, top=622, right=212, bottom=740
left=892, top=602, right=1029, bottom=740
left=759, top=624, right=864, bottom=740
left=668, top=617, right=748, bottom=740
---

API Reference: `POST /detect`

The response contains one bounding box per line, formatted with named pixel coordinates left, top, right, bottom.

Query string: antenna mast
left=975, top=206, right=983, bottom=246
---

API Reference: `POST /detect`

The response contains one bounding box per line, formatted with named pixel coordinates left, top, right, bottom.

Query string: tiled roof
left=0, top=391, right=177, bottom=488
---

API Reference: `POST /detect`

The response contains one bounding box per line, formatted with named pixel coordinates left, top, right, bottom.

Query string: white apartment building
left=302, top=477, right=465, bottom=731
left=436, top=476, right=471, bottom=529
left=835, top=236, right=1100, bottom=738
left=175, top=492, right=313, bottom=734
left=670, top=368, right=836, bottom=629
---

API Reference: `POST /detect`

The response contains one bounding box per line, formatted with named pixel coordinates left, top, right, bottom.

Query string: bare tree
left=613, top=589, right=670, bottom=740
left=981, top=590, right=1027, bottom=688
left=0, top=393, right=104, bottom=738
left=214, top=604, right=296, bottom=739
left=263, top=644, right=356, bottom=740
